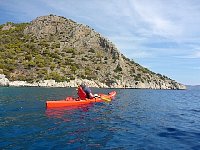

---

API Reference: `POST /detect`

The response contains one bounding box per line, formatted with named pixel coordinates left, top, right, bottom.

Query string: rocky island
left=0, top=15, right=186, bottom=89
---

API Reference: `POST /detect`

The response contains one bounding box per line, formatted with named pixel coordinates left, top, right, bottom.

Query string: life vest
left=77, top=86, right=87, bottom=99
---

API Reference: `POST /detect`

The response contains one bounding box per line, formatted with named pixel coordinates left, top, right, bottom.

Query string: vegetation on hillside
left=0, top=22, right=121, bottom=83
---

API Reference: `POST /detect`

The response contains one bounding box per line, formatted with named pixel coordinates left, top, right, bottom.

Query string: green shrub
left=50, top=52, right=60, bottom=59
left=50, top=63, right=56, bottom=70
left=88, top=48, right=95, bottom=53
left=48, top=72, right=66, bottom=82
left=114, top=64, right=122, bottom=72
left=51, top=42, right=60, bottom=48
left=64, top=48, right=76, bottom=54
left=85, top=67, right=92, bottom=76
left=70, top=65, right=78, bottom=73
left=81, top=57, right=87, bottom=61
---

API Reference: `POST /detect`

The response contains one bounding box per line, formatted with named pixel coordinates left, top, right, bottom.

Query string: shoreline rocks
left=0, top=74, right=187, bottom=89
left=0, top=74, right=9, bottom=86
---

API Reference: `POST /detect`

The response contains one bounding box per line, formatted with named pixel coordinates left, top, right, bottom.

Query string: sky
left=0, top=0, right=200, bottom=85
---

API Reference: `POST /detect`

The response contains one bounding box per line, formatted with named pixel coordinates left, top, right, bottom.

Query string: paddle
left=94, top=94, right=111, bottom=102
left=100, top=96, right=111, bottom=102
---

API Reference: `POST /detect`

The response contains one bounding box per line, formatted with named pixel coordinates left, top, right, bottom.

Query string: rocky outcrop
left=1, top=23, right=16, bottom=31
left=24, top=15, right=119, bottom=58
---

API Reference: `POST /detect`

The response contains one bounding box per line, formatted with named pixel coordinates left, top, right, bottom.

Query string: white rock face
left=0, top=73, right=186, bottom=89
left=9, top=81, right=38, bottom=87
left=38, top=80, right=56, bottom=87
left=0, top=74, right=9, bottom=86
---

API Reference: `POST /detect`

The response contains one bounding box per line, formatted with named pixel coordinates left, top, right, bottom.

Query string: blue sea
left=1, top=86, right=200, bottom=149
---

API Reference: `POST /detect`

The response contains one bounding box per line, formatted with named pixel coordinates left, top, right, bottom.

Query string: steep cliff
left=0, top=15, right=186, bottom=89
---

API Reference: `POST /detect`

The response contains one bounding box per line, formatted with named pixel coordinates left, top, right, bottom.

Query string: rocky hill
left=0, top=15, right=186, bottom=89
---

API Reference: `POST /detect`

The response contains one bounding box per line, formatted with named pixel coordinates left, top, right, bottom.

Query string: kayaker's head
left=80, top=82, right=86, bottom=88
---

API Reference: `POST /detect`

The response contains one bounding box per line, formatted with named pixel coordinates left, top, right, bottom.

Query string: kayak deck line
left=46, top=91, right=116, bottom=108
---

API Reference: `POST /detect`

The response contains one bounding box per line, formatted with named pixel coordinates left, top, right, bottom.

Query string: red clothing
left=77, top=86, right=87, bottom=99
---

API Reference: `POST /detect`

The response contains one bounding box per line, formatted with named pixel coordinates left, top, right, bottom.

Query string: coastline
left=0, top=74, right=187, bottom=90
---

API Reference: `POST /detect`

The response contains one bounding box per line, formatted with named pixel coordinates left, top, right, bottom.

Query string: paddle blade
left=101, top=96, right=111, bottom=102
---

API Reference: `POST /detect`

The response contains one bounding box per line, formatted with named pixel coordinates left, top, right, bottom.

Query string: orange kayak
left=46, top=91, right=116, bottom=108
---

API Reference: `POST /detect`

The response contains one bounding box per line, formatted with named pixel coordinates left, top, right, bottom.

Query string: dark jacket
left=82, top=86, right=92, bottom=98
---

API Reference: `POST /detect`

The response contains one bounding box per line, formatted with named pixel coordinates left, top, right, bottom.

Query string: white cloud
left=123, top=0, right=200, bottom=42
left=132, top=1, right=180, bottom=36
left=178, top=51, right=200, bottom=59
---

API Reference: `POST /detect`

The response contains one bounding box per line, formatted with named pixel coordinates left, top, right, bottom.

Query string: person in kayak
left=78, top=82, right=94, bottom=99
